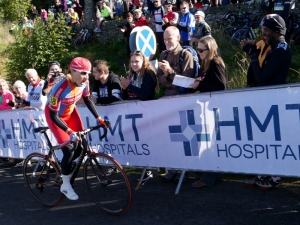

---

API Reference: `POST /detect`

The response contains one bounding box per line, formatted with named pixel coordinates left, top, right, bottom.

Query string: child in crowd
left=119, top=13, right=134, bottom=58
left=41, top=9, right=48, bottom=24
left=114, top=0, right=124, bottom=20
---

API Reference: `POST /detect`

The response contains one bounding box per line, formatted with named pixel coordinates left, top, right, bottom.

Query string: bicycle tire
left=83, top=153, right=132, bottom=215
left=23, top=153, right=63, bottom=207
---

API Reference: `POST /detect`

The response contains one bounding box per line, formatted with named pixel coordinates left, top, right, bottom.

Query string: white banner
left=1, top=84, right=300, bottom=177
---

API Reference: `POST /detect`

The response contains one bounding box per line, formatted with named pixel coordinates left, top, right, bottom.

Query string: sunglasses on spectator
left=197, top=48, right=208, bottom=53
left=73, top=69, right=91, bottom=76
left=154, top=1, right=159, bottom=2
left=180, top=7, right=186, bottom=10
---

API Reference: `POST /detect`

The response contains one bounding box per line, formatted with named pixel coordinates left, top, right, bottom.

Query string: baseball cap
left=195, top=11, right=205, bottom=17
left=260, top=14, right=286, bottom=35
left=69, top=57, right=92, bottom=72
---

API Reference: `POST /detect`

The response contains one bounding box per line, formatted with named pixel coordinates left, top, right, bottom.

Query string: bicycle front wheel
left=23, top=153, right=63, bottom=207
left=83, top=153, right=132, bottom=215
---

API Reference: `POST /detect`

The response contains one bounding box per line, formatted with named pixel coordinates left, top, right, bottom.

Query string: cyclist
left=45, top=57, right=107, bottom=200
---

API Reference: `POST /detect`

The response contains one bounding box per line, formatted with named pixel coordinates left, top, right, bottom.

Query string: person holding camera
left=42, top=61, right=65, bottom=96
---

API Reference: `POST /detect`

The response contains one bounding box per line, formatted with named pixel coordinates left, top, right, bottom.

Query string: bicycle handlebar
left=77, top=122, right=108, bottom=140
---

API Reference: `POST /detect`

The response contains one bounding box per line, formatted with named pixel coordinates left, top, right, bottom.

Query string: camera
left=52, top=71, right=60, bottom=77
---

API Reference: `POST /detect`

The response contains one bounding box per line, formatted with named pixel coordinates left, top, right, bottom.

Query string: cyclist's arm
left=83, top=96, right=101, bottom=119
left=49, top=109, right=69, bottom=132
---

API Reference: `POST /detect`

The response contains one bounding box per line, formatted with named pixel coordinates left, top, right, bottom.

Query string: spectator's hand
left=163, top=17, right=169, bottom=24
left=169, top=20, right=176, bottom=26
left=120, top=76, right=131, bottom=89
left=240, top=39, right=254, bottom=48
left=158, top=60, right=172, bottom=75
left=130, top=23, right=136, bottom=28
left=190, top=77, right=205, bottom=89
left=7, top=100, right=15, bottom=107
left=148, top=17, right=155, bottom=23
left=240, top=39, right=256, bottom=56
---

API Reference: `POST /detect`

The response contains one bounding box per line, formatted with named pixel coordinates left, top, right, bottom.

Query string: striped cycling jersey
left=47, top=75, right=90, bottom=119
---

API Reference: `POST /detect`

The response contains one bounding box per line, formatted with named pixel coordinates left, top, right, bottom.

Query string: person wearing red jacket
left=132, top=9, right=148, bottom=27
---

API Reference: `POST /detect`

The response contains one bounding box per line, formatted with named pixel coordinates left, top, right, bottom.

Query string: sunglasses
left=154, top=1, right=159, bottom=2
left=197, top=48, right=208, bottom=53
left=180, top=7, right=186, bottom=10
left=73, top=69, right=91, bottom=76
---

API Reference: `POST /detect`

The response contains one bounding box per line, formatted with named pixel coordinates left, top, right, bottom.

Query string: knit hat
left=260, top=14, right=286, bottom=35
left=69, top=57, right=91, bottom=72
left=195, top=11, right=205, bottom=17
left=133, top=9, right=142, bottom=15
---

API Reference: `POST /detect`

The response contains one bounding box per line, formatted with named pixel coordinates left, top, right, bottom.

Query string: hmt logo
left=169, top=110, right=210, bottom=156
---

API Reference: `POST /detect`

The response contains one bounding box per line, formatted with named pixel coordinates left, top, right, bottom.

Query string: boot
left=60, top=174, right=79, bottom=200
left=115, top=16, right=119, bottom=20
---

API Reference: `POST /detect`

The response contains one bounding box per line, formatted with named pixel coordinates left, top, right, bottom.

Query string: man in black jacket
left=241, top=14, right=292, bottom=189
left=92, top=60, right=122, bottom=104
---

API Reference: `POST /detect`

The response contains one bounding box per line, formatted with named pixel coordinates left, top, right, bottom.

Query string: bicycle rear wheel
left=83, top=153, right=132, bottom=215
left=23, top=153, right=63, bottom=207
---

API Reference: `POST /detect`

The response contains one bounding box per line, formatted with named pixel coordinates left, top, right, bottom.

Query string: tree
left=0, top=0, right=32, bottom=22
left=5, top=15, right=73, bottom=84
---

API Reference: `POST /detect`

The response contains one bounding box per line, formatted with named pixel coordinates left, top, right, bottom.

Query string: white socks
left=60, top=174, right=79, bottom=200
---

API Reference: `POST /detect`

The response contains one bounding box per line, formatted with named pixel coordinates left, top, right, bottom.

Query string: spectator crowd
left=0, top=0, right=296, bottom=192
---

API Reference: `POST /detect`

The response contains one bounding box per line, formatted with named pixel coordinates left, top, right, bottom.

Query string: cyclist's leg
left=60, top=108, right=85, bottom=200
left=45, top=106, right=81, bottom=200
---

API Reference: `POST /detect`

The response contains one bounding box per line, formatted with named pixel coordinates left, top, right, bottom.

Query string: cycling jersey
left=45, top=74, right=100, bottom=144
left=47, top=75, right=90, bottom=119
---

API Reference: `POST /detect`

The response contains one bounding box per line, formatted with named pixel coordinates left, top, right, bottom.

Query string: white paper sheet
left=172, top=75, right=195, bottom=88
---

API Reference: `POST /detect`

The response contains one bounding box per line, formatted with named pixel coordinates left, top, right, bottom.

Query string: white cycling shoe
left=60, top=184, right=79, bottom=200
left=60, top=174, right=79, bottom=200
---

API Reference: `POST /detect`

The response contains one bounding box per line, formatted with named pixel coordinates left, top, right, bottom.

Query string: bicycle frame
left=25, top=123, right=132, bottom=215
left=34, top=124, right=107, bottom=183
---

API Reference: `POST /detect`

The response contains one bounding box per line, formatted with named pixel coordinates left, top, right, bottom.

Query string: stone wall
left=80, top=0, right=156, bottom=44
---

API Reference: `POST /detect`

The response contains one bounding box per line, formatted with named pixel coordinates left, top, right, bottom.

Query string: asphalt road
left=1, top=166, right=300, bottom=225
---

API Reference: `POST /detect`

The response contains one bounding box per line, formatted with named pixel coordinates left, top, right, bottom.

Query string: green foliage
left=0, top=0, right=32, bottom=21
left=5, top=15, right=73, bottom=84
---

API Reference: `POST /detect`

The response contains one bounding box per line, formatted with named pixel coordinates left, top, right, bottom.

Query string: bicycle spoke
left=83, top=153, right=132, bottom=215
left=23, top=153, right=63, bottom=207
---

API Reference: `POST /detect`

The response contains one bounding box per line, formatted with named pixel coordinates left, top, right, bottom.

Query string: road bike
left=23, top=124, right=132, bottom=215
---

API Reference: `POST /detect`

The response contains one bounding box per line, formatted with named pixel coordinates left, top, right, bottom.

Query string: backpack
left=163, top=45, right=201, bottom=78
